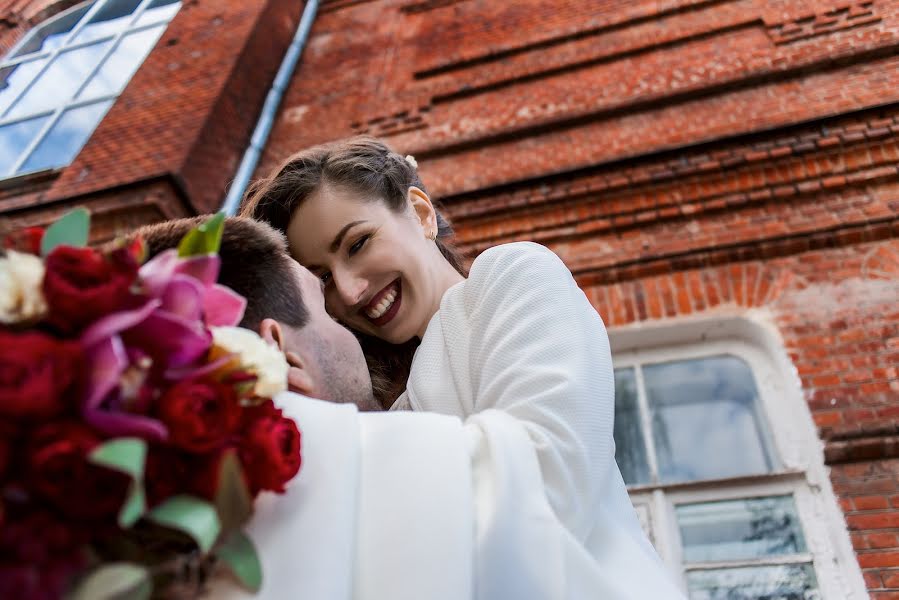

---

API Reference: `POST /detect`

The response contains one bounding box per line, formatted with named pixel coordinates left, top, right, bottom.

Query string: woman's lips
left=363, top=280, right=402, bottom=327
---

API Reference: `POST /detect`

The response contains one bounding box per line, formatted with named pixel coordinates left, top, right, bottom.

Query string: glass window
left=78, top=24, right=166, bottom=99
left=0, top=0, right=181, bottom=178
left=686, top=564, right=820, bottom=600
left=614, top=354, right=772, bottom=486
left=11, top=4, right=90, bottom=58
left=0, top=59, right=48, bottom=115
left=677, top=496, right=807, bottom=563
left=613, top=368, right=651, bottom=485
left=0, top=116, right=51, bottom=175
left=6, top=41, right=113, bottom=118
left=135, top=0, right=181, bottom=27
left=19, top=101, right=113, bottom=173
left=613, top=335, right=865, bottom=599
left=645, top=355, right=773, bottom=482
left=73, top=0, right=144, bottom=44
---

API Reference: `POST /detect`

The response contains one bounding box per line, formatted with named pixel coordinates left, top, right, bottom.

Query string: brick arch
left=583, top=261, right=808, bottom=328
left=862, top=242, right=899, bottom=280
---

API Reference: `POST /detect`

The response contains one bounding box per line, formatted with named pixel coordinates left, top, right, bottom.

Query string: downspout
left=221, top=0, right=319, bottom=216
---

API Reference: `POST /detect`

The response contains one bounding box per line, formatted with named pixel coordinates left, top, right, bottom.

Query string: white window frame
left=0, top=0, right=180, bottom=178
left=609, top=312, right=868, bottom=599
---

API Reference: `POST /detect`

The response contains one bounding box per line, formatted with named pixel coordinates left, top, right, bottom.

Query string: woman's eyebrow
left=330, top=220, right=367, bottom=253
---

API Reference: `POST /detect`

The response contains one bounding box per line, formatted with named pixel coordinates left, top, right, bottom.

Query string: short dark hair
left=130, top=216, right=308, bottom=332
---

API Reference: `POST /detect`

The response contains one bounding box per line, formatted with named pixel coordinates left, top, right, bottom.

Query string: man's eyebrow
left=330, top=220, right=367, bottom=253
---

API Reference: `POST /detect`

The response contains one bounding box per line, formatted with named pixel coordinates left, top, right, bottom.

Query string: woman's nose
left=333, top=272, right=367, bottom=308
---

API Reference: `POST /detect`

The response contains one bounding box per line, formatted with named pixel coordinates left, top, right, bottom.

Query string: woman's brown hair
left=239, top=136, right=466, bottom=409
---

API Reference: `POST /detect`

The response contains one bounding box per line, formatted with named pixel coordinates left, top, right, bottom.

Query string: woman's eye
left=349, top=235, right=369, bottom=256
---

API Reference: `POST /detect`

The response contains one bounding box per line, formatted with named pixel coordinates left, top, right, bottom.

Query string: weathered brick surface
left=0, top=0, right=898, bottom=592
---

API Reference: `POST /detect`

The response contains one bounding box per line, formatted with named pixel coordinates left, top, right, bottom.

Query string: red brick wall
left=262, top=0, right=899, bottom=593
left=0, top=0, right=896, bottom=592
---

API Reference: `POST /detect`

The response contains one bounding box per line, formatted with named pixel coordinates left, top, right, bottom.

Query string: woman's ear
left=407, top=186, right=438, bottom=238
left=285, top=351, right=316, bottom=397
left=259, top=318, right=284, bottom=350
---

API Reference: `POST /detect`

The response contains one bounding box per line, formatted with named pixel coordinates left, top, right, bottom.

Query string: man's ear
left=259, top=318, right=284, bottom=350
left=407, top=186, right=437, bottom=239
left=285, top=351, right=316, bottom=398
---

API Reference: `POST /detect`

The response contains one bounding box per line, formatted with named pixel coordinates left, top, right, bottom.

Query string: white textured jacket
left=214, top=243, right=686, bottom=599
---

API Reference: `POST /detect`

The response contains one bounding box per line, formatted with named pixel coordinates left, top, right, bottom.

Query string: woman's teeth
left=366, top=287, right=397, bottom=319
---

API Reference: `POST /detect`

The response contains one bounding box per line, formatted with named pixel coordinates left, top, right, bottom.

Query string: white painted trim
left=607, top=312, right=869, bottom=599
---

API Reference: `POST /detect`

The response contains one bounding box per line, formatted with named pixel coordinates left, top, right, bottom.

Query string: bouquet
left=0, top=210, right=300, bottom=599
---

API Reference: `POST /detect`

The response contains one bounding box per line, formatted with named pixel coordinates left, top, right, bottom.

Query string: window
left=0, top=0, right=181, bottom=179
left=611, top=317, right=866, bottom=599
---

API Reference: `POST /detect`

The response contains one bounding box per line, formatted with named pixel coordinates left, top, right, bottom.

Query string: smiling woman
left=0, top=0, right=181, bottom=178
left=241, top=136, right=467, bottom=406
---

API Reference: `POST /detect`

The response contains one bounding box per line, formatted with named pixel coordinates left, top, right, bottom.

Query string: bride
left=240, top=137, right=685, bottom=598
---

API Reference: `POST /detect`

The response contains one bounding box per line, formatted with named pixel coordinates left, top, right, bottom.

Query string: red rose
left=156, top=379, right=242, bottom=453
left=27, top=422, right=129, bottom=521
left=144, top=446, right=205, bottom=506
left=239, top=400, right=301, bottom=494
left=42, top=246, right=138, bottom=332
left=0, top=331, right=82, bottom=420
left=3, top=227, right=44, bottom=255
left=0, top=510, right=88, bottom=600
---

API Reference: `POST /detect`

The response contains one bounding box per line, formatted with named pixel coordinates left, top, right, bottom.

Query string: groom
left=131, top=216, right=686, bottom=600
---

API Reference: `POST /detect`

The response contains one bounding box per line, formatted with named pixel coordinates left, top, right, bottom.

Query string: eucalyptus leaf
left=217, top=530, right=263, bottom=592
left=148, top=495, right=221, bottom=554
left=178, top=212, right=225, bottom=257
left=89, top=438, right=148, bottom=528
left=40, top=207, right=90, bottom=256
left=215, top=449, right=253, bottom=532
left=70, top=562, right=152, bottom=600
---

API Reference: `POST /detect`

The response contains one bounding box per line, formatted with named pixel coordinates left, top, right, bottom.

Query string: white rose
left=0, top=250, right=48, bottom=325
left=210, top=326, right=289, bottom=397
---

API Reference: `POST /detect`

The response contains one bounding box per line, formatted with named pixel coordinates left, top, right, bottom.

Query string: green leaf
left=148, top=495, right=221, bottom=554
left=70, top=562, right=152, bottom=600
left=214, top=449, right=253, bottom=532
left=89, top=438, right=147, bottom=478
left=217, top=530, right=263, bottom=593
left=177, top=212, right=225, bottom=257
left=89, top=438, right=147, bottom=528
left=41, top=207, right=90, bottom=256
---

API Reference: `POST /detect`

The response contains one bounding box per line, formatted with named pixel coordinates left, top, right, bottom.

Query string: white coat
left=213, top=243, right=686, bottom=599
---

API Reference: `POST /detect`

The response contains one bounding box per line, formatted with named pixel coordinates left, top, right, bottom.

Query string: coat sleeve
left=462, top=242, right=616, bottom=541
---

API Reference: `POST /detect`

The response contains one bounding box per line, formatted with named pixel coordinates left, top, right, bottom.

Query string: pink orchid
left=79, top=250, right=247, bottom=439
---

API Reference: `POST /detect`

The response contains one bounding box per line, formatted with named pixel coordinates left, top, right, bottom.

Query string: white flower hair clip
left=404, top=155, right=418, bottom=169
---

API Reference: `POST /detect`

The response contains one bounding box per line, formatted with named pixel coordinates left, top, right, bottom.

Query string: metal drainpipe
left=221, top=0, right=319, bottom=216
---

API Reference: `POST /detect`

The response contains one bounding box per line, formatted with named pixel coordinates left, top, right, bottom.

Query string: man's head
left=131, top=216, right=377, bottom=410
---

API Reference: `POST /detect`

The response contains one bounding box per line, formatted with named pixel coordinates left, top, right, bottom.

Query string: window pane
left=134, top=0, right=181, bottom=27
left=613, top=368, right=651, bottom=485
left=677, top=496, right=807, bottom=563
left=7, top=41, right=113, bottom=118
left=0, top=58, right=48, bottom=116
left=644, top=355, right=772, bottom=483
left=0, top=116, right=50, bottom=175
left=73, top=0, right=144, bottom=44
left=687, top=564, right=820, bottom=600
left=17, top=100, right=112, bottom=173
left=78, top=25, right=166, bottom=99
left=12, top=4, right=90, bottom=58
